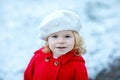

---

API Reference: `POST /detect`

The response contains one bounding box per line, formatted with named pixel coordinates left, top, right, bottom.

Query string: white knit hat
left=39, top=9, right=81, bottom=40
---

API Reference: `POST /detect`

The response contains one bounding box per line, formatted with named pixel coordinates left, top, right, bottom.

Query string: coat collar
left=58, top=50, right=76, bottom=64
left=36, top=48, right=85, bottom=64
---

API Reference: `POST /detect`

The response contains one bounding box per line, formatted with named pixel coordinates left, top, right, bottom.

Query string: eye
left=65, top=35, right=71, bottom=38
left=51, top=35, right=58, bottom=38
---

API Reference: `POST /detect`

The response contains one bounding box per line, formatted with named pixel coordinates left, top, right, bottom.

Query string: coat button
left=54, top=61, right=58, bottom=66
left=45, top=58, right=49, bottom=62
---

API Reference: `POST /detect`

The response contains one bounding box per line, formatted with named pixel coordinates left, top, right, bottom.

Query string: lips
left=57, top=47, right=66, bottom=49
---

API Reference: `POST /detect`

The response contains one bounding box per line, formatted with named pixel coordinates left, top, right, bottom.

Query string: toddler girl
left=24, top=9, right=88, bottom=80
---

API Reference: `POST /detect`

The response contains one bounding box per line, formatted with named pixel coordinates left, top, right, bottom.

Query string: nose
left=57, top=37, right=65, bottom=44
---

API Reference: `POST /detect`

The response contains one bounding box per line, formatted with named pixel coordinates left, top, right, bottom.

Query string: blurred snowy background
left=0, top=0, right=120, bottom=80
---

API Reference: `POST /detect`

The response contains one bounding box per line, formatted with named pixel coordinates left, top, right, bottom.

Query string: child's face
left=48, top=30, right=75, bottom=56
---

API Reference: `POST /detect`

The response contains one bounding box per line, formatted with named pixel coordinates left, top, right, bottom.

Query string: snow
left=0, top=0, right=120, bottom=80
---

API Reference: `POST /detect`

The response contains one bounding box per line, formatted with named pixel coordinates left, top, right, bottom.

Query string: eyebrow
left=53, top=33, right=72, bottom=36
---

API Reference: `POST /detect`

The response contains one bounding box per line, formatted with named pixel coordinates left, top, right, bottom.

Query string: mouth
left=56, top=47, right=66, bottom=49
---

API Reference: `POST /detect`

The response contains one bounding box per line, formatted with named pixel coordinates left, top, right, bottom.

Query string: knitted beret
left=39, top=9, right=81, bottom=40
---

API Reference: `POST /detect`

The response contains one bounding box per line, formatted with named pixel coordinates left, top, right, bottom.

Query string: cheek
left=68, top=39, right=75, bottom=46
left=48, top=40, right=56, bottom=49
left=71, top=41, right=75, bottom=48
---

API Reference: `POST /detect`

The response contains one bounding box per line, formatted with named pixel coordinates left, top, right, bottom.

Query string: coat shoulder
left=33, top=48, right=45, bottom=59
left=70, top=55, right=85, bottom=64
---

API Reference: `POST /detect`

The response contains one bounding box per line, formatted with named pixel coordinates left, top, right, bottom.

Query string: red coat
left=24, top=48, right=88, bottom=80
